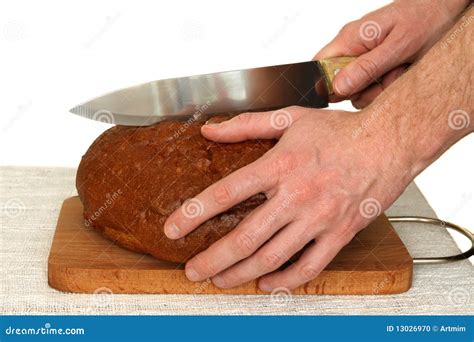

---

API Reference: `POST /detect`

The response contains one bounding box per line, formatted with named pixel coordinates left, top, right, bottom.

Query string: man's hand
left=164, top=107, right=413, bottom=291
left=315, top=0, right=469, bottom=108
left=164, top=3, right=472, bottom=292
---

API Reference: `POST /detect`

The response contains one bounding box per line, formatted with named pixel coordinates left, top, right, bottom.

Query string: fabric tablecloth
left=0, top=166, right=472, bottom=315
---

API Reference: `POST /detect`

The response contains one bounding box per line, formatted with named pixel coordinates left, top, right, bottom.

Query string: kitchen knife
left=70, top=57, right=355, bottom=126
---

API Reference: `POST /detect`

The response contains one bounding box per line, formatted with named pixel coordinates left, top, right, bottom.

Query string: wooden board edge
left=47, top=196, right=413, bottom=295
left=47, top=263, right=413, bottom=295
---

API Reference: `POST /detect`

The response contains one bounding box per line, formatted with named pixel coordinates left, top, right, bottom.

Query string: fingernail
left=185, top=267, right=200, bottom=281
left=204, top=119, right=222, bottom=127
left=165, top=222, right=181, bottom=239
left=334, top=75, right=353, bottom=96
left=212, top=274, right=227, bottom=288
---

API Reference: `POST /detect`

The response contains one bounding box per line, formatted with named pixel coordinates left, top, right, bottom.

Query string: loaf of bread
left=76, top=117, right=275, bottom=263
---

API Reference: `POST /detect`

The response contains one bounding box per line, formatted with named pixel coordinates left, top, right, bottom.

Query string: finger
left=351, top=83, right=383, bottom=109
left=381, top=64, right=408, bottom=86
left=351, top=65, right=407, bottom=109
left=164, top=158, right=274, bottom=239
left=327, top=93, right=346, bottom=103
left=258, top=228, right=355, bottom=291
left=314, top=23, right=369, bottom=60
left=333, top=36, right=405, bottom=97
left=211, top=220, right=315, bottom=288
left=201, top=109, right=301, bottom=143
left=184, top=196, right=293, bottom=281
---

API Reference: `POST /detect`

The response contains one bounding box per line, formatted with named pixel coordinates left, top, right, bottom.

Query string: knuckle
left=298, top=223, right=317, bottom=242
left=286, top=105, right=301, bottom=112
left=259, top=252, right=284, bottom=270
left=317, top=197, right=340, bottom=219
left=234, top=231, right=257, bottom=256
left=339, top=22, right=355, bottom=36
left=300, top=263, right=321, bottom=280
left=272, top=153, right=299, bottom=176
left=355, top=58, right=380, bottom=81
left=213, top=181, right=235, bottom=205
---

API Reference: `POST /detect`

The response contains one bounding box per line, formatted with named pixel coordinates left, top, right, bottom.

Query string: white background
left=1, top=0, right=472, bottom=262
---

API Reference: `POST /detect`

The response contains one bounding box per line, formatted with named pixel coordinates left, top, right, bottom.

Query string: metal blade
left=70, top=61, right=327, bottom=126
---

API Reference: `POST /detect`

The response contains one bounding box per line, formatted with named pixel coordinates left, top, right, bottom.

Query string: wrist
left=436, top=0, right=471, bottom=17
left=396, top=0, right=470, bottom=17
left=354, top=105, right=418, bottom=190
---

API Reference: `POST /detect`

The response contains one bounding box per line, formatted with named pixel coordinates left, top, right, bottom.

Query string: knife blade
left=70, top=57, right=355, bottom=126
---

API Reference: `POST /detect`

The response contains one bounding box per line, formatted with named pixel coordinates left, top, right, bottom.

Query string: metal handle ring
left=388, top=216, right=474, bottom=264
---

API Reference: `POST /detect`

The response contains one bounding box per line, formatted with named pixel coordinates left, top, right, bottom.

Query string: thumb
left=201, top=109, right=296, bottom=143
left=333, top=37, right=403, bottom=96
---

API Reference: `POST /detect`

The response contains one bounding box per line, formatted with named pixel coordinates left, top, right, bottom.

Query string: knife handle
left=318, top=56, right=356, bottom=95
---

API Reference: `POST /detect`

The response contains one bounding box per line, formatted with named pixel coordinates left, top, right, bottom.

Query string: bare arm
left=163, top=5, right=473, bottom=291
left=316, top=0, right=471, bottom=108
left=367, top=4, right=473, bottom=181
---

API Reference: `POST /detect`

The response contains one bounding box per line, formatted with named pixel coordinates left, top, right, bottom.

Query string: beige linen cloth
left=0, top=166, right=472, bottom=315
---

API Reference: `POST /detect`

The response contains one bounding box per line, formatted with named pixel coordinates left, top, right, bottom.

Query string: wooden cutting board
left=48, top=197, right=413, bottom=295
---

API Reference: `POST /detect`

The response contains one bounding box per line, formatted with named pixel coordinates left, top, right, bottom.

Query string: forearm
left=366, top=4, right=473, bottom=181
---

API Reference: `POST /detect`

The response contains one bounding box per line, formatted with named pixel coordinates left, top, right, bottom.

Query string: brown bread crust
left=76, top=117, right=275, bottom=263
